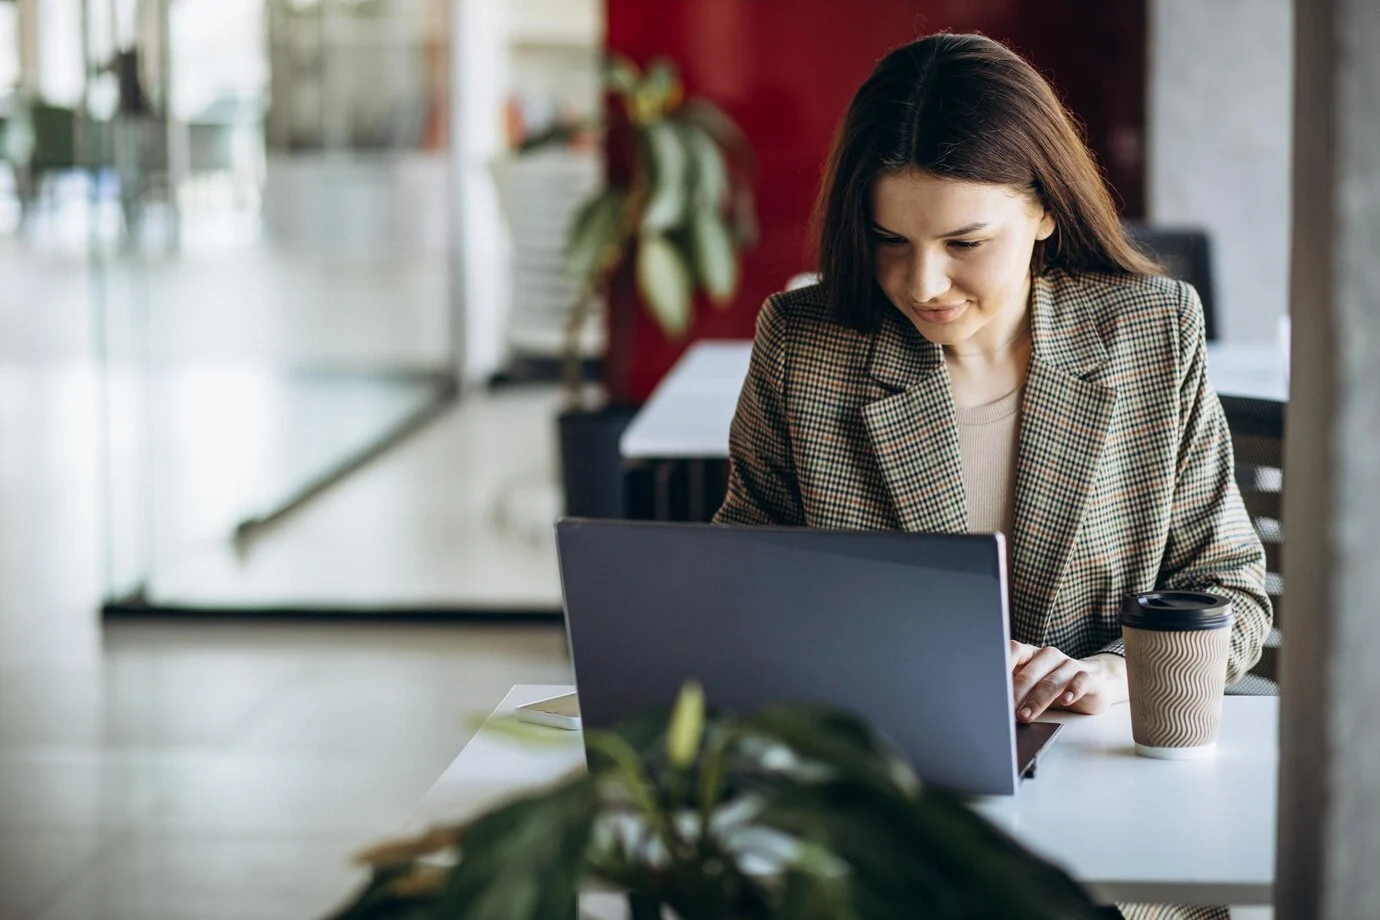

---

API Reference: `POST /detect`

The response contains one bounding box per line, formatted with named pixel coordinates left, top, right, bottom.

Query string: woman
left=715, top=34, right=1270, bottom=920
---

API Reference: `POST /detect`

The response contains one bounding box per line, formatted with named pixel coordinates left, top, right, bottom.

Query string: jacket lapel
left=862, top=314, right=968, bottom=534
left=1010, top=273, right=1118, bottom=642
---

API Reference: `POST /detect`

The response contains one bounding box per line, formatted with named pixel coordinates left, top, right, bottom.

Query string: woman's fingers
left=1011, top=646, right=1068, bottom=719
left=1017, top=657, right=1088, bottom=721
left=1008, top=639, right=1038, bottom=669
left=1060, top=669, right=1092, bottom=707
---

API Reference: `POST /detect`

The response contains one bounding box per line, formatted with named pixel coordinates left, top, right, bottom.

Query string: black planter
left=626, top=893, right=662, bottom=920
left=558, top=406, right=638, bottom=518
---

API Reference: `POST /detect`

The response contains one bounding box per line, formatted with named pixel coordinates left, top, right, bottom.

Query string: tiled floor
left=0, top=367, right=573, bottom=918
left=2, top=589, right=571, bottom=920
left=0, top=384, right=574, bottom=917
left=148, top=385, right=566, bottom=610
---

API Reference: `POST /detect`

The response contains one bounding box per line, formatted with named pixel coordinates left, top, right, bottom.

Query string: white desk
left=415, top=685, right=1277, bottom=908
left=620, top=340, right=1287, bottom=460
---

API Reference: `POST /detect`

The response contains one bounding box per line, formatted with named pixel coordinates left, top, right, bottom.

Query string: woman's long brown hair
left=815, top=33, right=1160, bottom=332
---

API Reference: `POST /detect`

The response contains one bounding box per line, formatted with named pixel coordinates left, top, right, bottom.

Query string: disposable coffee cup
left=1121, top=591, right=1233, bottom=760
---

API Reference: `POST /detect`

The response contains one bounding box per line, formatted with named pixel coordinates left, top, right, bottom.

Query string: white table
left=621, top=340, right=1288, bottom=460
left=415, top=685, right=1278, bottom=908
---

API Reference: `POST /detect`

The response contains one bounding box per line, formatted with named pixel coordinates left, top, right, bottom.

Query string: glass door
left=87, top=0, right=461, bottom=609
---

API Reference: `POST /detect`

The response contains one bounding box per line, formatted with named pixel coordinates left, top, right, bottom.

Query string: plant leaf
left=690, top=208, right=738, bottom=306
left=777, top=843, right=857, bottom=920
left=732, top=182, right=760, bottom=248
left=678, top=101, right=760, bottom=248
left=636, top=235, right=693, bottom=339
left=680, top=120, right=727, bottom=212
left=324, top=870, right=438, bottom=920
left=483, top=714, right=585, bottom=746
left=665, top=681, right=705, bottom=767
left=606, top=54, right=641, bottom=96
left=565, top=187, right=628, bottom=286
left=354, top=826, right=459, bottom=869
left=434, top=778, right=599, bottom=920
left=639, top=58, right=683, bottom=116
left=640, top=122, right=689, bottom=233
left=897, top=791, right=1107, bottom=920
left=584, top=730, right=665, bottom=829
left=679, top=99, right=751, bottom=167
left=629, top=58, right=681, bottom=125
left=755, top=782, right=1105, bottom=920
left=743, top=704, right=920, bottom=801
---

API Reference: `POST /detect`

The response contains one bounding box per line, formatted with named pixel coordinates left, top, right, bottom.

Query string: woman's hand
left=1008, top=641, right=1129, bottom=722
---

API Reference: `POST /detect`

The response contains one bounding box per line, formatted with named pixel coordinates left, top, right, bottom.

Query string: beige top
left=955, top=387, right=1023, bottom=535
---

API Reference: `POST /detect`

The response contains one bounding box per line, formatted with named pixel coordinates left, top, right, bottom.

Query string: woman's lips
left=911, top=301, right=969, bottom=324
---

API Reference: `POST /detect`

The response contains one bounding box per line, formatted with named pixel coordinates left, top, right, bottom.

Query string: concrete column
left=1148, top=0, right=1293, bottom=342
left=1276, top=0, right=1380, bottom=916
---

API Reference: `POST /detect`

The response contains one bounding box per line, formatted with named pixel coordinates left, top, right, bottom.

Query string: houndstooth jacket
left=714, top=269, right=1271, bottom=686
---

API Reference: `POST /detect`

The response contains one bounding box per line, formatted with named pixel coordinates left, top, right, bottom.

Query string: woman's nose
left=910, top=253, right=952, bottom=304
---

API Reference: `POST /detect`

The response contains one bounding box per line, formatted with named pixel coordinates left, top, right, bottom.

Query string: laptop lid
left=555, top=519, right=1022, bottom=795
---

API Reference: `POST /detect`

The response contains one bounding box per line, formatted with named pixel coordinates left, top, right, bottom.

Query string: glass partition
left=85, top=0, right=460, bottom=608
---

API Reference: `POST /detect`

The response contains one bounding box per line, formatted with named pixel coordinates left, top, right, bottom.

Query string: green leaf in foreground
left=434, top=778, right=598, bottom=920
left=666, top=680, right=706, bottom=767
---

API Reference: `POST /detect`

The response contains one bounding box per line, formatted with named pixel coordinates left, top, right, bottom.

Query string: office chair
left=1221, top=395, right=1285, bottom=696
left=1124, top=223, right=1218, bottom=341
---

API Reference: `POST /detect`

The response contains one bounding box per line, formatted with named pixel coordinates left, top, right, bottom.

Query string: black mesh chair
left=1220, top=395, right=1285, bottom=696
left=1124, top=223, right=1219, bottom=341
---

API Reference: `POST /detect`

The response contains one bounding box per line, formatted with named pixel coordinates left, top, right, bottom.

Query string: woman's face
left=869, top=169, right=1054, bottom=352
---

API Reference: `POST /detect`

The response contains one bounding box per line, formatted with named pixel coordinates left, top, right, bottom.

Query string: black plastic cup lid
left=1121, top=591, right=1233, bottom=631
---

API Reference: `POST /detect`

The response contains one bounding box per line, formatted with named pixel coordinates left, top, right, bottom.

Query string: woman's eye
left=948, top=239, right=985, bottom=250
left=872, top=234, right=907, bottom=247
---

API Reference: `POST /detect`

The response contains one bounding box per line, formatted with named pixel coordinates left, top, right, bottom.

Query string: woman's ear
left=1036, top=210, right=1056, bottom=242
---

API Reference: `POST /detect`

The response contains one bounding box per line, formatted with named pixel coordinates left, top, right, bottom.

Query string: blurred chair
left=8, top=100, right=76, bottom=218
left=1124, top=223, right=1218, bottom=341
left=2, top=97, right=118, bottom=220
left=1220, top=395, right=1285, bottom=696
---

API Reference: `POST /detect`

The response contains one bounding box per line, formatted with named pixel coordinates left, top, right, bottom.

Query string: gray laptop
left=554, top=519, right=1061, bottom=796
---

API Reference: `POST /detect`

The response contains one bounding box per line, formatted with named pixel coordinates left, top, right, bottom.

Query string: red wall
left=605, top=0, right=1146, bottom=403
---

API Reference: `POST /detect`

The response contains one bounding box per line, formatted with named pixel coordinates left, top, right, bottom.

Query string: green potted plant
left=327, top=684, right=1106, bottom=919
left=555, top=56, right=757, bottom=518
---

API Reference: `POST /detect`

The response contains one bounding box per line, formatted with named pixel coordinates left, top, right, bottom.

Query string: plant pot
left=626, top=893, right=663, bottom=920
left=558, top=405, right=639, bottom=518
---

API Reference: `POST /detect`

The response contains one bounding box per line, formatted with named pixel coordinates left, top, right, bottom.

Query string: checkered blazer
left=714, top=269, right=1271, bottom=685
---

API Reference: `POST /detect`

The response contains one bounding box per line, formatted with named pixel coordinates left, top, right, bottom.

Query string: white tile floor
left=2, top=610, right=572, bottom=919
left=148, top=385, right=566, bottom=610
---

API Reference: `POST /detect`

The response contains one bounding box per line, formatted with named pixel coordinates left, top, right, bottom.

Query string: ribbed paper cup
left=1121, top=592, right=1233, bottom=759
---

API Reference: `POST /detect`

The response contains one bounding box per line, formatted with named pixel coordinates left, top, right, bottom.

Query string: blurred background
left=0, top=0, right=1291, bottom=916
left=0, top=0, right=1291, bottom=618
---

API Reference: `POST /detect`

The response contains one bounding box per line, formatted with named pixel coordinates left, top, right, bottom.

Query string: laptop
left=554, top=519, right=1062, bottom=796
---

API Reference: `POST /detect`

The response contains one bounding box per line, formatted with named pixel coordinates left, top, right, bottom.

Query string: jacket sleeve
left=1136, top=282, right=1273, bottom=684
left=712, top=296, right=806, bottom=527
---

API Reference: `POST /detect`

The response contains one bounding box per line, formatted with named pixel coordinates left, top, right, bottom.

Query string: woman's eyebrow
left=937, top=221, right=990, bottom=238
left=868, top=221, right=991, bottom=238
